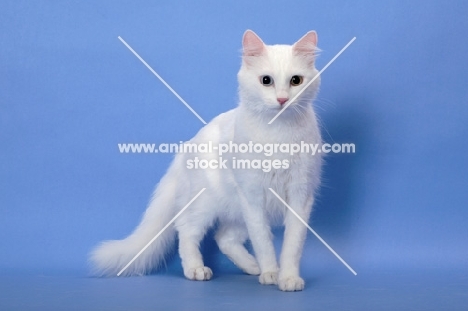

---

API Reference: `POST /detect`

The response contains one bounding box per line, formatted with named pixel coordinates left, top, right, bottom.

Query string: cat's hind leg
left=215, top=223, right=260, bottom=275
left=177, top=216, right=213, bottom=281
left=178, top=231, right=213, bottom=280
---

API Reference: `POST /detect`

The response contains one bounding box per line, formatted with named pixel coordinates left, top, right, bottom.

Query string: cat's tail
left=89, top=170, right=179, bottom=277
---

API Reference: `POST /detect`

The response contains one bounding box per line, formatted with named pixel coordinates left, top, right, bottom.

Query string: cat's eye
left=261, top=75, right=274, bottom=86
left=290, top=75, right=303, bottom=86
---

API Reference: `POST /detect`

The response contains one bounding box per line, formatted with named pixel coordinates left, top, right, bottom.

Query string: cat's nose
left=277, top=98, right=289, bottom=105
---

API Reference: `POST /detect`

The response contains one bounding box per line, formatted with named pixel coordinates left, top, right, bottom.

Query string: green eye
left=261, top=75, right=273, bottom=86
left=290, top=75, right=303, bottom=86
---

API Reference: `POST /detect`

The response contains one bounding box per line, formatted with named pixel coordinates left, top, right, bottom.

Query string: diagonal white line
left=268, top=37, right=356, bottom=124
left=118, top=36, right=207, bottom=125
left=268, top=188, right=357, bottom=276
left=117, top=188, right=207, bottom=276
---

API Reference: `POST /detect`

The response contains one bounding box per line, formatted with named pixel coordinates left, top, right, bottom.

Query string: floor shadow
left=152, top=229, right=243, bottom=278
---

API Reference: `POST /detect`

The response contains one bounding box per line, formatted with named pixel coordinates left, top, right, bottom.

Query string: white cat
left=90, top=30, right=322, bottom=292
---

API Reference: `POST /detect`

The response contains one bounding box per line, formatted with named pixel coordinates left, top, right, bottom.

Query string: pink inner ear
left=293, top=31, right=318, bottom=55
left=243, top=30, right=265, bottom=56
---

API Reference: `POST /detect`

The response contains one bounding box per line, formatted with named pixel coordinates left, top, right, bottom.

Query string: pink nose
left=277, top=98, right=288, bottom=105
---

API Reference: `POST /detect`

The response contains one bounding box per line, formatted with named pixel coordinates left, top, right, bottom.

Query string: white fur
left=90, top=30, right=322, bottom=292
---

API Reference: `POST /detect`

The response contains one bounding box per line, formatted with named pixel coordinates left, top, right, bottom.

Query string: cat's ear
left=293, top=31, right=318, bottom=63
left=242, top=30, right=265, bottom=57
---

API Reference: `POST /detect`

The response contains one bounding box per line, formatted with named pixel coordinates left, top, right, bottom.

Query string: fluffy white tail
left=89, top=173, right=178, bottom=277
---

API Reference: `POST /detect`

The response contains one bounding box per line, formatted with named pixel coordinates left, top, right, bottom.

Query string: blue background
left=1, top=1, right=467, bottom=310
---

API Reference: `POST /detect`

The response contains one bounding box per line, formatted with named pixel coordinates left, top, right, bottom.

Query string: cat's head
left=238, top=30, right=320, bottom=118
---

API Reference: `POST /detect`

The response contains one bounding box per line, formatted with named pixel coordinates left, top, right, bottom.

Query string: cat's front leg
left=278, top=189, right=314, bottom=291
left=236, top=187, right=278, bottom=285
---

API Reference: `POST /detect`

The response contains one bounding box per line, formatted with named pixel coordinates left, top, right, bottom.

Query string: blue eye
left=261, top=75, right=273, bottom=86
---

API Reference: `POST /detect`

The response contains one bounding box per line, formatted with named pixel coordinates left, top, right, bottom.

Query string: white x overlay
left=117, top=188, right=206, bottom=276
left=268, top=37, right=356, bottom=124
left=118, top=36, right=207, bottom=124
left=116, top=35, right=357, bottom=277
left=269, top=188, right=357, bottom=275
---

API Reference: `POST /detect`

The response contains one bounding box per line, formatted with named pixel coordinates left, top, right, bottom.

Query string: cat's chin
left=270, top=105, right=299, bottom=114
left=266, top=104, right=287, bottom=111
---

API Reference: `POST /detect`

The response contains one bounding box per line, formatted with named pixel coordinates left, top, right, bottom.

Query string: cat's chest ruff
left=234, top=108, right=319, bottom=144
left=235, top=119, right=315, bottom=144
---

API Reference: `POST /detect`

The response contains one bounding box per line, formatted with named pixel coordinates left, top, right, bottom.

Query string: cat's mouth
left=270, top=102, right=285, bottom=109
left=276, top=103, right=290, bottom=110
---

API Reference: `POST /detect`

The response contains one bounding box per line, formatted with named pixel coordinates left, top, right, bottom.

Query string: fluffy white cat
left=90, top=30, right=322, bottom=292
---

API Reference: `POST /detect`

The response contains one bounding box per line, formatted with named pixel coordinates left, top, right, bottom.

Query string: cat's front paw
left=184, top=266, right=213, bottom=281
left=259, top=271, right=278, bottom=285
left=278, top=275, right=305, bottom=291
